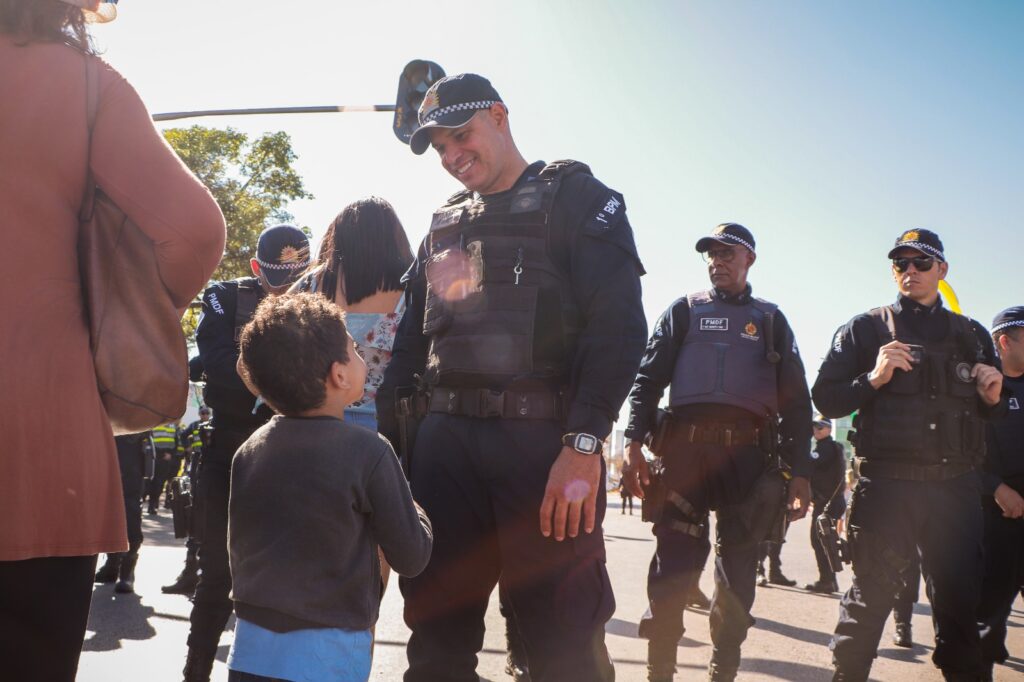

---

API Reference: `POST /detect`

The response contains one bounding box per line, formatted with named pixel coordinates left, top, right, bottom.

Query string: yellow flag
left=939, top=280, right=962, bottom=315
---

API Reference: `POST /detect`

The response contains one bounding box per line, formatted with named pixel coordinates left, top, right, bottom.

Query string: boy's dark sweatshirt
left=229, top=415, right=432, bottom=632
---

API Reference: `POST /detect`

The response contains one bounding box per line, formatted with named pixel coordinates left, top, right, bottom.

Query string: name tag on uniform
left=700, top=317, right=729, bottom=331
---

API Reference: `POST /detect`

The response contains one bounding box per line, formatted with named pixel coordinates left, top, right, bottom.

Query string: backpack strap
left=79, top=57, right=100, bottom=222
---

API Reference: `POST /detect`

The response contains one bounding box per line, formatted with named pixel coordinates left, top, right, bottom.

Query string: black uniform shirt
left=813, top=295, right=1005, bottom=422
left=981, top=373, right=1024, bottom=495
left=195, top=277, right=273, bottom=427
left=377, top=161, right=647, bottom=444
left=625, top=285, right=813, bottom=477
left=810, top=435, right=847, bottom=519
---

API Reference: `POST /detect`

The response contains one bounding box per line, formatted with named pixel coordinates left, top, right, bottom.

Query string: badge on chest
left=700, top=317, right=729, bottom=332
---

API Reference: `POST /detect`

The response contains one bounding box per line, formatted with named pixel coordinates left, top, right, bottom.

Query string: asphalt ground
left=77, top=498, right=1024, bottom=681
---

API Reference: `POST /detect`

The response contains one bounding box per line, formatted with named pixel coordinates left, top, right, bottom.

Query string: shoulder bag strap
left=79, top=56, right=99, bottom=222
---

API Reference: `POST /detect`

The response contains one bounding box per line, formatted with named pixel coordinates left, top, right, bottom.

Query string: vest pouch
left=670, top=342, right=723, bottom=403
left=431, top=284, right=538, bottom=376
left=885, top=365, right=923, bottom=395
left=961, top=414, right=985, bottom=457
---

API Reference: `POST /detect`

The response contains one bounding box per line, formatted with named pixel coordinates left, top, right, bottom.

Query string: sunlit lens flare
left=564, top=479, right=591, bottom=503
left=427, top=249, right=482, bottom=302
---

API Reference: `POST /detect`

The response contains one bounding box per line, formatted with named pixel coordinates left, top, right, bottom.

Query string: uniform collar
left=713, top=284, right=753, bottom=305
left=893, top=294, right=944, bottom=317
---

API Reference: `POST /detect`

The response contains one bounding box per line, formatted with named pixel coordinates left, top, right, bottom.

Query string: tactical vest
left=669, top=290, right=781, bottom=418
left=421, top=161, right=585, bottom=388
left=853, top=305, right=986, bottom=465
left=233, top=278, right=262, bottom=343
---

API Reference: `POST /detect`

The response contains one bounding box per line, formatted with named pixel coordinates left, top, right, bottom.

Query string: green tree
left=163, top=126, right=313, bottom=339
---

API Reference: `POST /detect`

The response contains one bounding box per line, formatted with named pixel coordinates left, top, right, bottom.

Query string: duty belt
left=678, top=422, right=762, bottom=447
left=857, top=458, right=974, bottom=482
left=429, top=387, right=565, bottom=420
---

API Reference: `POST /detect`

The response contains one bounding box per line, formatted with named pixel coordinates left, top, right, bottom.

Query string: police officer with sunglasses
left=813, top=229, right=1007, bottom=682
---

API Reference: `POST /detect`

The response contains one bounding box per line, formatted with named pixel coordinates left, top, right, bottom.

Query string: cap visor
left=409, top=110, right=477, bottom=155
left=695, top=236, right=733, bottom=252
left=887, top=243, right=932, bottom=259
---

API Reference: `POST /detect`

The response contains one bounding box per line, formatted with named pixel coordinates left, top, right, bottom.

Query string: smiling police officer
left=377, top=73, right=647, bottom=682
left=977, top=306, right=1024, bottom=679
left=813, top=229, right=1006, bottom=682
left=622, top=223, right=813, bottom=682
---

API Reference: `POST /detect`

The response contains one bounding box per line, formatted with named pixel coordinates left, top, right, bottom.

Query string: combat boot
left=115, top=551, right=138, bottom=594
left=832, top=664, right=870, bottom=682
left=755, top=561, right=768, bottom=587
left=94, top=553, right=122, bottom=583
left=893, top=622, right=912, bottom=648
left=163, top=547, right=200, bottom=595
left=707, top=661, right=738, bottom=682
left=648, top=639, right=677, bottom=682
left=504, top=618, right=531, bottom=682
left=767, top=568, right=796, bottom=587
left=804, top=578, right=839, bottom=594
left=182, top=648, right=214, bottom=682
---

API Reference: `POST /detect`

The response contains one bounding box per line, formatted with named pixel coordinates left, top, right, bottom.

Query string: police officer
left=147, top=421, right=183, bottom=514
left=622, top=223, right=813, bottom=682
left=813, top=229, right=1006, bottom=682
left=162, top=404, right=211, bottom=596
left=94, top=431, right=155, bottom=594
left=804, top=415, right=847, bottom=594
left=377, top=73, right=647, bottom=682
left=183, top=225, right=310, bottom=682
left=977, top=306, right=1024, bottom=679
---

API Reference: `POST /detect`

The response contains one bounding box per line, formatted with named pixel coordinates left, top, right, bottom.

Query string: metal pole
left=153, top=104, right=396, bottom=122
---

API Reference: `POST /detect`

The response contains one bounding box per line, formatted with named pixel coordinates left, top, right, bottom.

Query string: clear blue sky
left=94, top=1, right=1024, bottom=415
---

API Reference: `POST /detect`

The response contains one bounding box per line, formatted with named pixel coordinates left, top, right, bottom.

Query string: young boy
left=226, top=293, right=432, bottom=682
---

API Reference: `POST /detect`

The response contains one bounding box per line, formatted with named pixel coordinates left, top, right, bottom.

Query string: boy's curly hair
left=239, top=293, right=349, bottom=416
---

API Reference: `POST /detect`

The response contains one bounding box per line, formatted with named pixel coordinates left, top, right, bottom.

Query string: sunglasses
left=892, top=256, right=935, bottom=273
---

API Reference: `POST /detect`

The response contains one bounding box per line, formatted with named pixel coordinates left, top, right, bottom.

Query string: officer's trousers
left=809, top=495, right=836, bottom=583
left=147, top=454, right=178, bottom=510
left=831, top=473, right=983, bottom=677
left=978, top=497, right=1024, bottom=666
left=401, top=414, right=615, bottom=682
left=640, top=441, right=778, bottom=673
left=187, top=425, right=253, bottom=659
left=115, top=436, right=145, bottom=550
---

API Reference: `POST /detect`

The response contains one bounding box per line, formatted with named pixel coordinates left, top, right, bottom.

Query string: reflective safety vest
left=669, top=290, right=780, bottom=419
left=422, top=161, right=585, bottom=388
left=152, top=423, right=179, bottom=453
left=853, top=306, right=986, bottom=465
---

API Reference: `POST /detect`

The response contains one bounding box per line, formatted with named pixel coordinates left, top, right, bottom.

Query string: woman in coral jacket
left=0, top=2, right=225, bottom=679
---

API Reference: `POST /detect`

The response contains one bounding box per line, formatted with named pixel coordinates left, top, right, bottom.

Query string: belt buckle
left=480, top=390, right=506, bottom=418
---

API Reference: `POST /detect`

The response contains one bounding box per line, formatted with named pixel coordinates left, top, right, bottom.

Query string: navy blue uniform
left=813, top=295, right=1006, bottom=680
left=188, top=278, right=273, bottom=660
left=625, top=286, right=812, bottom=678
left=977, top=373, right=1024, bottom=668
left=378, top=160, right=646, bottom=682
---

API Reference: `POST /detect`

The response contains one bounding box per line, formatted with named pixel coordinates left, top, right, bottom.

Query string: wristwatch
left=562, top=432, right=602, bottom=455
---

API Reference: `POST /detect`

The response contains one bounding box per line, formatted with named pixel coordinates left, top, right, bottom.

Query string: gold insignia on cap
left=714, top=225, right=728, bottom=235
left=277, top=246, right=306, bottom=264
left=421, top=88, right=441, bottom=116
left=901, top=230, right=920, bottom=242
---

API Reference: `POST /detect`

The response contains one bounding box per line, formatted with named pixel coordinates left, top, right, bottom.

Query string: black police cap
left=409, top=73, right=504, bottom=155
left=695, top=223, right=756, bottom=253
left=887, top=228, right=945, bottom=262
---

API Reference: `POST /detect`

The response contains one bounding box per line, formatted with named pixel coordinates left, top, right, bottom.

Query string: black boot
left=804, top=578, right=839, bottom=594
left=648, top=663, right=675, bottom=682
left=182, top=648, right=214, bottom=682
left=95, top=553, right=122, bottom=583
left=893, top=622, right=913, bottom=648
left=767, top=569, right=796, bottom=587
left=163, top=546, right=200, bottom=595
left=832, top=664, right=870, bottom=682
left=115, top=551, right=138, bottom=594
left=708, top=649, right=739, bottom=682
left=648, top=639, right=677, bottom=682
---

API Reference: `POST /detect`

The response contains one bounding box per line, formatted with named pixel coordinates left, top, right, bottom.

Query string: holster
left=395, top=380, right=430, bottom=476
left=168, top=475, right=193, bottom=540
left=815, top=513, right=850, bottom=573
left=641, top=457, right=668, bottom=524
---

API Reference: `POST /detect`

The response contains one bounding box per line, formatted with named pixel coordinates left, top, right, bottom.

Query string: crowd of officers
left=116, top=72, right=1023, bottom=682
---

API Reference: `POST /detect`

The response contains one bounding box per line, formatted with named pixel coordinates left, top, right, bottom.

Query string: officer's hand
left=994, top=483, right=1024, bottom=519
left=787, top=476, right=812, bottom=522
left=972, top=363, right=1003, bottom=406
left=622, top=441, right=649, bottom=500
left=540, top=446, right=601, bottom=541
left=868, top=341, right=915, bottom=389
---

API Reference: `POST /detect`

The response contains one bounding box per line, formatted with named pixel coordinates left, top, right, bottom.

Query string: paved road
left=78, top=499, right=1024, bottom=681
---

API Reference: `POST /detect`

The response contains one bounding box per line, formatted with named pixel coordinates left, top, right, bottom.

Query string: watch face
left=576, top=434, right=598, bottom=453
